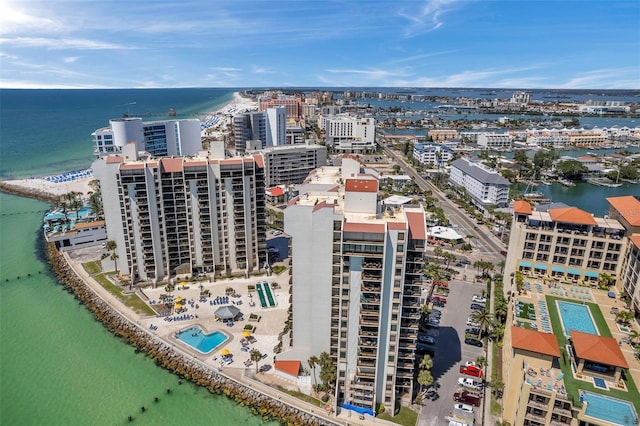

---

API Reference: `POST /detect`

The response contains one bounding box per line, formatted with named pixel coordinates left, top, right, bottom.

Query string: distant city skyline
left=1, top=0, right=639, bottom=89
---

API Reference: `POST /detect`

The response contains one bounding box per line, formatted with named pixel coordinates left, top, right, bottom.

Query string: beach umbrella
left=242, top=331, right=251, bottom=338
left=221, top=348, right=230, bottom=356
left=175, top=297, right=183, bottom=303
left=174, top=304, right=182, bottom=310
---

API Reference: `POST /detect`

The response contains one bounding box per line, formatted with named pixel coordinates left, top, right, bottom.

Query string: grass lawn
left=94, top=273, right=156, bottom=316
left=545, top=295, right=640, bottom=415
left=378, top=405, right=418, bottom=425
left=515, top=301, right=536, bottom=320
left=277, top=387, right=325, bottom=408
left=83, top=260, right=101, bottom=275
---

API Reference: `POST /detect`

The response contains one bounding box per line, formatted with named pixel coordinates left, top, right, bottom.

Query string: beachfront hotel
left=319, top=114, right=376, bottom=153
left=93, top=117, right=201, bottom=158
left=92, top=143, right=267, bottom=283
left=233, top=107, right=286, bottom=152
left=283, top=156, right=427, bottom=415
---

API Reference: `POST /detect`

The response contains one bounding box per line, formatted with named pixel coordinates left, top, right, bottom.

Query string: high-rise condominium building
left=248, top=144, right=327, bottom=187
left=92, top=145, right=266, bottom=283
left=319, top=114, right=376, bottom=153
left=233, top=107, right=286, bottom=152
left=284, top=156, right=426, bottom=414
left=93, top=117, right=201, bottom=158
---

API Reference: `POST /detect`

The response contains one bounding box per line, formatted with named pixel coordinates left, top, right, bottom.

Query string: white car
left=466, top=318, right=480, bottom=327
left=454, top=403, right=474, bottom=413
left=472, top=295, right=486, bottom=303
left=458, top=377, right=482, bottom=391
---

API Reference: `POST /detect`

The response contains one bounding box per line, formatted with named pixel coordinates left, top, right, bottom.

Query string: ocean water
left=0, top=89, right=276, bottom=425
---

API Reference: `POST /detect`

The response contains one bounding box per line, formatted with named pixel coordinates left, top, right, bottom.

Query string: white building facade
left=320, top=114, right=376, bottom=153
left=412, top=143, right=455, bottom=167
left=92, top=149, right=267, bottom=283
left=93, top=118, right=201, bottom=158
left=284, top=158, right=427, bottom=415
left=449, top=158, right=510, bottom=210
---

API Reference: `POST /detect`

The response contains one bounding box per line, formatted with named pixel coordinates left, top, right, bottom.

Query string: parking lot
left=417, top=278, right=487, bottom=426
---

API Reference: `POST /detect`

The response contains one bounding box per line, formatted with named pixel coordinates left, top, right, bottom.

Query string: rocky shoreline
left=1, top=184, right=338, bottom=426
left=0, top=181, right=59, bottom=202
left=46, top=241, right=337, bottom=426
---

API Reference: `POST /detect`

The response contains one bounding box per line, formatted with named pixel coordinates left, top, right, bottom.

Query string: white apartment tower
left=284, top=156, right=427, bottom=415
left=233, top=107, right=286, bottom=152
left=320, top=114, right=376, bottom=153
left=93, top=117, right=201, bottom=157
left=92, top=147, right=267, bottom=283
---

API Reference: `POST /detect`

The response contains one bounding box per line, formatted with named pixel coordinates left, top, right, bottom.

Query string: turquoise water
left=557, top=301, right=598, bottom=336
left=176, top=327, right=228, bottom=354
left=583, top=391, right=638, bottom=426
left=0, top=89, right=276, bottom=425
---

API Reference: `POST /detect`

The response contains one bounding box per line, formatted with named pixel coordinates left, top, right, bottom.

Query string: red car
left=459, top=364, right=484, bottom=378
left=453, top=390, right=482, bottom=407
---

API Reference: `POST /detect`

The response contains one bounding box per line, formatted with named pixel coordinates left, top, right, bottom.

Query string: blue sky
left=1, top=0, right=638, bottom=89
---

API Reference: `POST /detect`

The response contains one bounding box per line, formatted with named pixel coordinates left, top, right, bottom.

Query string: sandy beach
left=0, top=92, right=259, bottom=201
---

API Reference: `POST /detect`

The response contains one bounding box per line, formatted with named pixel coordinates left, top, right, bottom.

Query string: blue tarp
left=342, top=403, right=375, bottom=416
left=552, top=266, right=565, bottom=273
left=535, top=264, right=547, bottom=270
left=585, top=271, right=599, bottom=278
left=519, top=261, right=532, bottom=268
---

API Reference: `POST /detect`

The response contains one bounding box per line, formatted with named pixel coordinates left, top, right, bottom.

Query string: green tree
left=469, top=309, right=494, bottom=338
left=308, top=355, right=319, bottom=389
left=319, top=351, right=337, bottom=393
left=419, top=354, right=433, bottom=371
left=417, top=370, right=434, bottom=392
left=513, top=150, right=529, bottom=166
left=105, top=240, right=119, bottom=275
left=556, top=159, right=588, bottom=181
left=251, top=349, right=263, bottom=374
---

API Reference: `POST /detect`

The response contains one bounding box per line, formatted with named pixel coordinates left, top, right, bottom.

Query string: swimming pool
left=582, top=391, right=638, bottom=426
left=557, top=301, right=598, bottom=336
left=175, top=326, right=228, bottom=354
left=44, top=206, right=92, bottom=222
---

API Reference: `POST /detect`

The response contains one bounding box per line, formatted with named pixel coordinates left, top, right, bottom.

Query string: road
left=379, top=142, right=505, bottom=265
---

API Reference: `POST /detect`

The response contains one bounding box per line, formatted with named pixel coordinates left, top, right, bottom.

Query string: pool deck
left=512, top=279, right=640, bottom=392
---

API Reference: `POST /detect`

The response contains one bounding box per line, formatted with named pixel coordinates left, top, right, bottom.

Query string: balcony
left=525, top=412, right=547, bottom=424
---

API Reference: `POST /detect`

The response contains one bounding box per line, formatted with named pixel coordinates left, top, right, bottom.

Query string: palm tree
left=628, top=329, right=639, bottom=346
left=105, top=240, right=118, bottom=275
left=419, top=354, right=433, bottom=371
left=469, top=309, right=494, bottom=338
left=308, top=355, right=319, bottom=389
left=417, top=370, right=434, bottom=395
left=251, top=349, right=263, bottom=374
left=319, top=351, right=337, bottom=393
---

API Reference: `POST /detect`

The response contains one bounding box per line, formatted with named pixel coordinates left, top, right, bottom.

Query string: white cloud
left=63, top=56, right=79, bottom=63
left=1, top=37, right=135, bottom=50
left=0, top=1, right=68, bottom=35
left=398, top=0, right=465, bottom=37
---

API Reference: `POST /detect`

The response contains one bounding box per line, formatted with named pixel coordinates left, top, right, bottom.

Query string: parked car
left=460, top=364, right=484, bottom=378
left=418, top=335, right=435, bottom=344
left=470, top=303, right=485, bottom=311
left=453, top=390, right=482, bottom=407
left=454, top=403, right=474, bottom=413
left=464, top=337, right=483, bottom=347
left=465, top=328, right=480, bottom=336
left=466, top=318, right=480, bottom=327
left=458, top=377, right=483, bottom=391
left=427, top=321, right=440, bottom=329
left=472, top=295, right=486, bottom=303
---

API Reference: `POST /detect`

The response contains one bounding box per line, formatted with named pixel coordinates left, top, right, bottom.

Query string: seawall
left=0, top=180, right=59, bottom=203
left=45, top=241, right=338, bottom=426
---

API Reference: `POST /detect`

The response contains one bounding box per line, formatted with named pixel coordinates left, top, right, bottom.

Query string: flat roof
left=345, top=178, right=378, bottom=193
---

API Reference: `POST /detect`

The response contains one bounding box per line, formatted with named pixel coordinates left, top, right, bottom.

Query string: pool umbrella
left=174, top=304, right=182, bottom=310
left=214, top=305, right=241, bottom=321
left=175, top=296, right=183, bottom=303
left=243, top=331, right=252, bottom=338
left=220, top=348, right=230, bottom=356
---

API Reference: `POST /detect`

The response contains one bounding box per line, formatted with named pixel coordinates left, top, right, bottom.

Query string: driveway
left=417, top=279, right=487, bottom=426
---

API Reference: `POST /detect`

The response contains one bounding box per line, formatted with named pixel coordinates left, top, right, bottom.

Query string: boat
left=558, top=179, right=576, bottom=187
left=540, top=180, right=552, bottom=186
